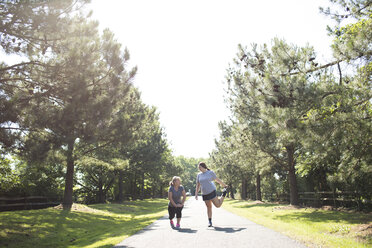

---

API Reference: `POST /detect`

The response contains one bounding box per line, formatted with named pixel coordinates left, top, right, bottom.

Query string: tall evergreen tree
left=297, top=0, right=372, bottom=201
left=13, top=21, right=136, bottom=208
left=0, top=0, right=89, bottom=150
left=226, top=39, right=333, bottom=205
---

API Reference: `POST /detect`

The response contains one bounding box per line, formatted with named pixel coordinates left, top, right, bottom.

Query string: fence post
left=332, top=189, right=336, bottom=207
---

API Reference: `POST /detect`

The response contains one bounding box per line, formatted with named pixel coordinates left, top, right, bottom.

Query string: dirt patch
left=352, top=223, right=372, bottom=242
left=53, top=203, right=105, bottom=214
left=321, top=205, right=334, bottom=211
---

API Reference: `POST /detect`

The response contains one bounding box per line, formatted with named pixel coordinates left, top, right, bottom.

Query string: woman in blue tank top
left=168, top=176, right=186, bottom=229
left=195, top=162, right=228, bottom=227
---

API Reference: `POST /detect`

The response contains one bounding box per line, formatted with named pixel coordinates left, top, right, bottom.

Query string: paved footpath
left=113, top=197, right=307, bottom=248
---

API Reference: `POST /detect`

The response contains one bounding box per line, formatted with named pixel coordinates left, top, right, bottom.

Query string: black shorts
left=168, top=205, right=183, bottom=219
left=202, top=190, right=217, bottom=201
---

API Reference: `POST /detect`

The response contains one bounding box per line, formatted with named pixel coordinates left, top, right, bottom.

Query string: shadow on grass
left=0, top=199, right=168, bottom=248
left=225, top=199, right=372, bottom=226
left=239, top=203, right=278, bottom=209
left=89, top=199, right=167, bottom=216
left=229, top=202, right=279, bottom=209
left=273, top=210, right=372, bottom=225
left=225, top=199, right=278, bottom=208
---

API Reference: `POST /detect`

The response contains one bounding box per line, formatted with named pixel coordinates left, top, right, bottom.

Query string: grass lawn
left=0, top=198, right=168, bottom=248
left=223, top=199, right=372, bottom=248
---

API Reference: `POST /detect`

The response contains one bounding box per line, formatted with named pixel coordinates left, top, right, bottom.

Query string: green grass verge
left=0, top=198, right=168, bottom=248
left=223, top=199, right=372, bottom=248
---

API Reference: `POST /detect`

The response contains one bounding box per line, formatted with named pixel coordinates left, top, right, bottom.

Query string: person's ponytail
left=198, top=162, right=210, bottom=171
left=169, top=176, right=181, bottom=186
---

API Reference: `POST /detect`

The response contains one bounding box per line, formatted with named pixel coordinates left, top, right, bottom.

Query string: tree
left=0, top=155, right=20, bottom=194
left=297, top=0, right=372, bottom=203
left=0, top=0, right=89, bottom=150
left=210, top=121, right=243, bottom=199
left=11, top=21, right=136, bottom=209
left=75, top=87, right=148, bottom=203
left=226, top=38, right=334, bottom=205
left=126, top=106, right=171, bottom=199
left=1, top=151, right=65, bottom=199
left=320, top=0, right=371, bottom=63
left=76, top=155, right=118, bottom=203
left=174, top=156, right=200, bottom=195
left=211, top=120, right=275, bottom=200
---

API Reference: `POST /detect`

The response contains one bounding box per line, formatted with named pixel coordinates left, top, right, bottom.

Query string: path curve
left=114, top=197, right=307, bottom=248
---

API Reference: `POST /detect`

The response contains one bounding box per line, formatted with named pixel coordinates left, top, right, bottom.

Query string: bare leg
left=204, top=200, right=212, bottom=218
left=211, top=195, right=225, bottom=208
left=177, top=218, right=181, bottom=225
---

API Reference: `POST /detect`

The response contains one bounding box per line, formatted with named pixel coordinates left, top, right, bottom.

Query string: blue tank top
left=168, top=185, right=184, bottom=206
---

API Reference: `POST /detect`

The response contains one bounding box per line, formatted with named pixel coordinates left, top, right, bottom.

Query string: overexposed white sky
left=89, top=0, right=334, bottom=158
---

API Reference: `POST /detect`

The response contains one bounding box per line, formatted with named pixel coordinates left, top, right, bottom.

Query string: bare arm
left=195, top=182, right=200, bottom=200
left=181, top=189, right=186, bottom=205
left=168, top=191, right=177, bottom=207
left=215, top=177, right=227, bottom=188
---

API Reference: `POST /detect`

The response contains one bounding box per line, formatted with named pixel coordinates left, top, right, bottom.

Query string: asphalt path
left=113, top=197, right=307, bottom=248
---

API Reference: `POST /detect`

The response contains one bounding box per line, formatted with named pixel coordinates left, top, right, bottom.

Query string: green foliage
left=0, top=0, right=90, bottom=149
left=76, top=156, right=117, bottom=203
left=213, top=0, right=372, bottom=207
left=0, top=0, right=90, bottom=55
left=297, top=0, right=372, bottom=201
left=223, top=38, right=330, bottom=204
left=0, top=156, right=20, bottom=193
left=174, top=156, right=201, bottom=194
left=1, top=0, right=370, bottom=210
left=0, top=153, right=65, bottom=198
left=0, top=1, right=174, bottom=208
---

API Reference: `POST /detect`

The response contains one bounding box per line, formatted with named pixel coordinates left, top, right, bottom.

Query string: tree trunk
left=241, top=177, right=247, bottom=200
left=98, top=177, right=104, bottom=203
left=118, top=170, right=124, bottom=202
left=63, top=138, right=75, bottom=210
left=256, top=173, right=262, bottom=201
left=131, top=172, right=136, bottom=199
left=318, top=167, right=328, bottom=192
left=103, top=178, right=114, bottom=202
left=140, top=172, right=144, bottom=200
left=152, top=181, right=157, bottom=197
left=286, top=145, right=299, bottom=205
left=229, top=183, right=235, bottom=199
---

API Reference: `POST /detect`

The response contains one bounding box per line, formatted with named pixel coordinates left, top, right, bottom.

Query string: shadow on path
left=177, top=228, right=198, bottom=233
left=213, top=226, right=246, bottom=233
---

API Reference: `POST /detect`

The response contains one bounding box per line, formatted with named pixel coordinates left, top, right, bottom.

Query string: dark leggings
left=168, top=205, right=183, bottom=219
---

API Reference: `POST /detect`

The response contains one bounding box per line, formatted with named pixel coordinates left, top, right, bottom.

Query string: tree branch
left=280, top=59, right=342, bottom=76
left=0, top=61, right=51, bottom=72
left=337, top=62, right=342, bottom=85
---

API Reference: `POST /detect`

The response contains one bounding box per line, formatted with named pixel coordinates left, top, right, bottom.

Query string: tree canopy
left=211, top=0, right=371, bottom=207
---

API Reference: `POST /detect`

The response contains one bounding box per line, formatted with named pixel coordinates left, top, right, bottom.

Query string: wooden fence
left=298, top=191, right=371, bottom=209
left=263, top=191, right=371, bottom=209
left=0, top=196, right=60, bottom=212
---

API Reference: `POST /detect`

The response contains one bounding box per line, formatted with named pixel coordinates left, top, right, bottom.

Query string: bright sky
left=89, top=0, right=333, bottom=158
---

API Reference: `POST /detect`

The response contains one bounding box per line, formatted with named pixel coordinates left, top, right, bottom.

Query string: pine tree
left=226, top=39, right=332, bottom=205
left=14, top=21, right=136, bottom=209
left=0, top=0, right=89, bottom=149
